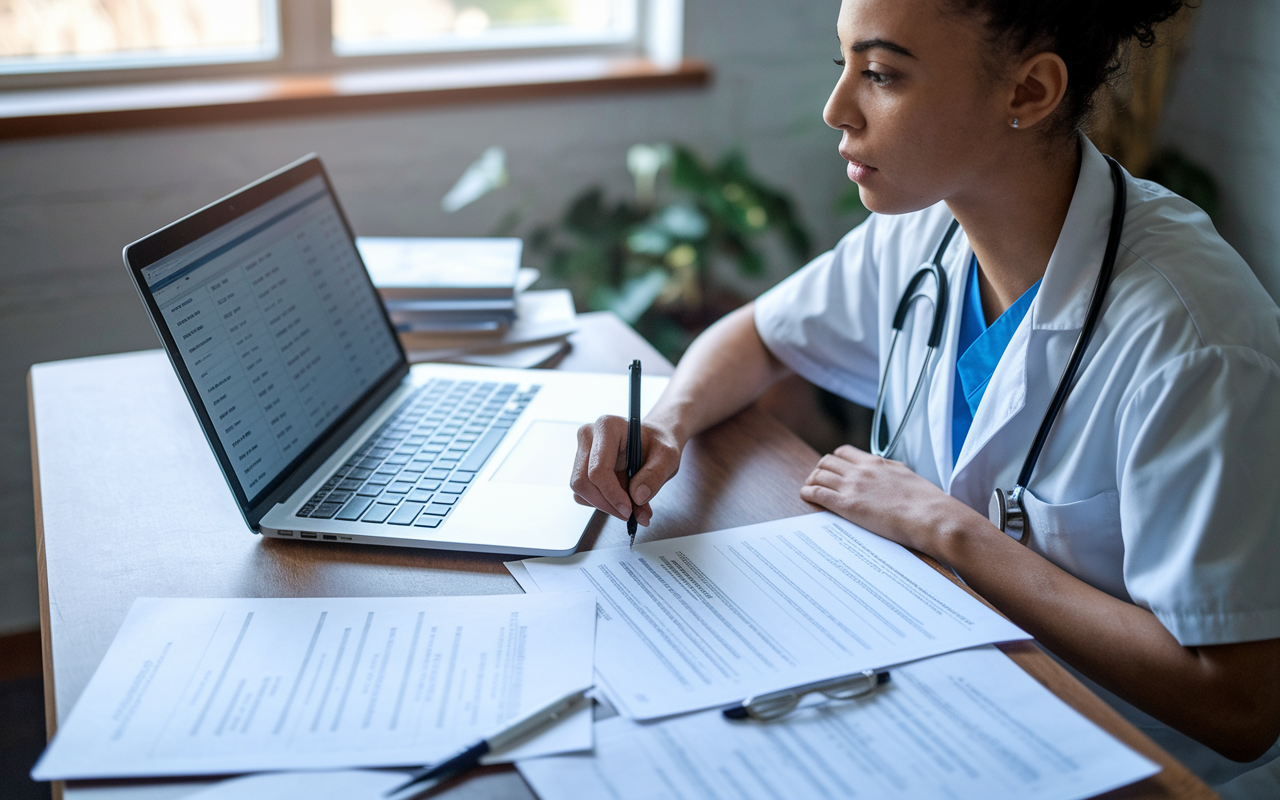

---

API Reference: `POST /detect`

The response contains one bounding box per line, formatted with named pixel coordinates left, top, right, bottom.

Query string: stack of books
left=357, top=237, right=525, bottom=333
left=357, top=236, right=578, bottom=368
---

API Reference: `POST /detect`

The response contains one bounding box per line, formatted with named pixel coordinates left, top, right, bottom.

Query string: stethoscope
left=871, top=155, right=1127, bottom=544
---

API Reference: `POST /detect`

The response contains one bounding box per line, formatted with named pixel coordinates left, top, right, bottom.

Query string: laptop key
left=312, top=501, right=343, bottom=519
left=407, top=489, right=434, bottom=504
left=356, top=484, right=382, bottom=497
left=388, top=503, right=424, bottom=525
left=361, top=503, right=399, bottom=523
left=424, top=503, right=453, bottom=517
left=336, top=496, right=373, bottom=521
left=432, top=494, right=457, bottom=505
left=440, top=482, right=468, bottom=495
left=413, top=516, right=443, bottom=528
left=457, top=427, right=508, bottom=472
left=426, top=467, right=451, bottom=480
left=385, top=481, right=416, bottom=494
left=450, top=471, right=475, bottom=483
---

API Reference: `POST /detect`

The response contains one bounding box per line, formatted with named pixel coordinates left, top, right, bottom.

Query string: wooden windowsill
left=0, top=55, right=710, bottom=140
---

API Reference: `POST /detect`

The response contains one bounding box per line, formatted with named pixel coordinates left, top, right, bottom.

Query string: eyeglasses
left=725, top=669, right=891, bottom=722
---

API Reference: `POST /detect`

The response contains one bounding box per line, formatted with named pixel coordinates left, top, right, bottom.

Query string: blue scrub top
left=952, top=257, right=1041, bottom=463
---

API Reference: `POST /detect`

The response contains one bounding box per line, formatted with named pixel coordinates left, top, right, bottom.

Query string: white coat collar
left=947, top=136, right=1122, bottom=495
left=1029, top=136, right=1118, bottom=333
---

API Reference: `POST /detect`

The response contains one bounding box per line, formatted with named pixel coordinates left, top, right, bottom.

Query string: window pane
left=0, top=0, right=276, bottom=73
left=333, top=0, right=636, bottom=55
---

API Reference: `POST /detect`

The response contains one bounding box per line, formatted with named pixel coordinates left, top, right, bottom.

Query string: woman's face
left=824, top=0, right=1011, bottom=214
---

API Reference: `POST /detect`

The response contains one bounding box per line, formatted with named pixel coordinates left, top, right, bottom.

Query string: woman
left=571, top=0, right=1280, bottom=793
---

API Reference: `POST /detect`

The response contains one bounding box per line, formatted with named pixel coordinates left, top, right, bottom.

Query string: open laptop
left=124, top=154, right=663, bottom=556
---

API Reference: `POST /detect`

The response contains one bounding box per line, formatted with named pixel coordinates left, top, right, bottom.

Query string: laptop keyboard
left=295, top=378, right=539, bottom=529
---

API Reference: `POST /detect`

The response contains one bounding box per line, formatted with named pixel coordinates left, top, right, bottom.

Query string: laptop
left=124, top=154, right=663, bottom=556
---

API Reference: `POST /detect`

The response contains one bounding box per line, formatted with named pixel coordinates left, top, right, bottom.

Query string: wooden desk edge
left=29, top=368, right=58, bottom=741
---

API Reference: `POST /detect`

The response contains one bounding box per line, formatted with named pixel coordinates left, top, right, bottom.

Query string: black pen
left=385, top=686, right=592, bottom=797
left=626, top=360, right=642, bottom=548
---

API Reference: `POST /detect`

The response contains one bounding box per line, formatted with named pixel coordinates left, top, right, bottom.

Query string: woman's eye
left=862, top=69, right=891, bottom=86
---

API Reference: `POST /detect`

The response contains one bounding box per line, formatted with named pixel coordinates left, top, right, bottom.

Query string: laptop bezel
left=123, top=154, right=410, bottom=530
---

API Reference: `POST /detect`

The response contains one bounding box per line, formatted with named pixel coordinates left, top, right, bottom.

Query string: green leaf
left=592, top=269, right=670, bottom=323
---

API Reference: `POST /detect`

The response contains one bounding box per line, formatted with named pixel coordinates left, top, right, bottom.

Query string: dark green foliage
left=524, top=144, right=813, bottom=360
left=1143, top=149, right=1220, bottom=222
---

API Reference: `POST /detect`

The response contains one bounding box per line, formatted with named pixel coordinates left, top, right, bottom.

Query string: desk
left=30, top=312, right=1215, bottom=799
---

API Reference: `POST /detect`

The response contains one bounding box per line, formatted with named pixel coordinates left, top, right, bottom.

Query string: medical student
left=572, top=0, right=1280, bottom=794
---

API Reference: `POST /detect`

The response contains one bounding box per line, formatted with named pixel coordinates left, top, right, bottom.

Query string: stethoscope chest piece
left=989, top=485, right=1030, bottom=544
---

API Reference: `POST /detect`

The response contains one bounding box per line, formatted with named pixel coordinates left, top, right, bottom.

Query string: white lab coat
left=754, top=137, right=1280, bottom=788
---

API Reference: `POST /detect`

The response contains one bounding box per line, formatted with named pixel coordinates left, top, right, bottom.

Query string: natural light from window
left=332, top=0, right=636, bottom=56
left=0, top=0, right=276, bottom=73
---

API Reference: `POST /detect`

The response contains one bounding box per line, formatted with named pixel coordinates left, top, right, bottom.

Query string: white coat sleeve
left=1117, top=344, right=1280, bottom=646
left=753, top=215, right=884, bottom=408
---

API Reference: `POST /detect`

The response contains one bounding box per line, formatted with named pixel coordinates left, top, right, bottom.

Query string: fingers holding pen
left=570, top=416, right=683, bottom=525
left=627, top=425, right=682, bottom=526
left=572, top=417, right=631, bottom=519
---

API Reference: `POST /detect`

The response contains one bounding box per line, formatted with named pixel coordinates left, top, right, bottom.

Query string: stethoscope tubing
left=870, top=155, right=1127, bottom=491
left=871, top=219, right=959, bottom=458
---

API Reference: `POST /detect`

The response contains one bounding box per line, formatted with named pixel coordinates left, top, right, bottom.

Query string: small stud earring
left=1011, top=118, right=1020, bottom=129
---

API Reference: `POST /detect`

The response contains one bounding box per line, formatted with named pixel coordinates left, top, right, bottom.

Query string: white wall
left=1157, top=0, right=1280, bottom=300
left=0, top=0, right=852, bottom=635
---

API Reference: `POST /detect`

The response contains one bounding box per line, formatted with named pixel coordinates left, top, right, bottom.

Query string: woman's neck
left=946, top=137, right=1082, bottom=324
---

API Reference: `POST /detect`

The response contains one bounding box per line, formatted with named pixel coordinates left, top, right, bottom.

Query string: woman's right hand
left=570, top=415, right=683, bottom=527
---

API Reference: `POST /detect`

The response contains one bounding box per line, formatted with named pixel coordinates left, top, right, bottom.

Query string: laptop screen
left=139, top=173, right=402, bottom=506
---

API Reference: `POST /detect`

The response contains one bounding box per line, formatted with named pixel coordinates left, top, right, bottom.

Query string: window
left=0, top=0, right=278, bottom=75
left=332, top=0, right=635, bottom=56
left=0, top=0, right=675, bottom=89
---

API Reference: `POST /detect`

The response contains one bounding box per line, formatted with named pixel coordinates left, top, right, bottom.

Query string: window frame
left=0, top=0, right=677, bottom=92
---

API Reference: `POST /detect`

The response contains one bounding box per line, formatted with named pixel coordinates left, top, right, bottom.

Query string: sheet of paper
left=33, top=593, right=595, bottom=781
left=521, top=511, right=1029, bottom=719
left=179, top=770, right=413, bottom=800
left=518, top=646, right=1159, bottom=800
left=505, top=559, right=539, bottom=593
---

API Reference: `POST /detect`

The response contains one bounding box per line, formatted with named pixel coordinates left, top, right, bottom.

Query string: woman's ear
left=1006, top=52, right=1069, bottom=130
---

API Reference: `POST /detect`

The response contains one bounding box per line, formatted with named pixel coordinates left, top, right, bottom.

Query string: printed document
left=519, top=512, right=1028, bottom=719
left=32, top=592, right=595, bottom=780
left=517, top=646, right=1160, bottom=800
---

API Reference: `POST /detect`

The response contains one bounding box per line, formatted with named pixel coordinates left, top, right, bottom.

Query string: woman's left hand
left=800, top=445, right=990, bottom=558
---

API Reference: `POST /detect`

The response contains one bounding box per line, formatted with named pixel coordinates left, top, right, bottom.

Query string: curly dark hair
left=947, top=0, right=1187, bottom=133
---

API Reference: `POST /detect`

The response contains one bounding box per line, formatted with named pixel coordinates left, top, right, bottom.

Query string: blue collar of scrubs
left=951, top=256, right=1042, bottom=463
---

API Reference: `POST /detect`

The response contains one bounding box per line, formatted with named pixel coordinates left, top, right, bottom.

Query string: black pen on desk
left=626, top=359, right=642, bottom=548
left=385, top=686, right=592, bottom=797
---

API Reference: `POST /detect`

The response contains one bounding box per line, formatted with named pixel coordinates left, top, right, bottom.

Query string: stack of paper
left=517, top=646, right=1160, bottom=800
left=357, top=237, right=525, bottom=333
left=32, top=592, right=596, bottom=781
left=32, top=513, right=1164, bottom=800
left=402, top=288, right=579, bottom=369
left=506, top=512, right=1163, bottom=800
left=357, top=235, right=579, bottom=368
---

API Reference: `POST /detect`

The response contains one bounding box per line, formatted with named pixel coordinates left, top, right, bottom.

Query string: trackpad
left=490, top=420, right=582, bottom=487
